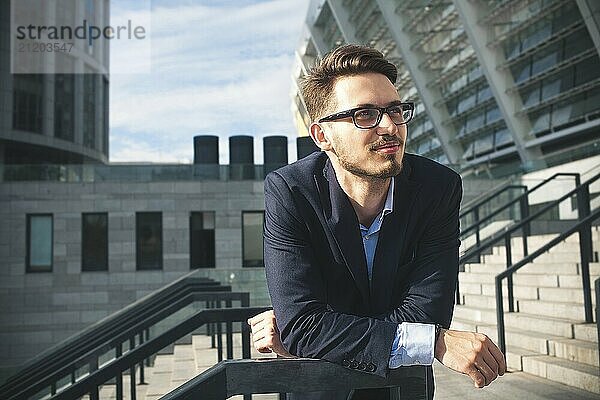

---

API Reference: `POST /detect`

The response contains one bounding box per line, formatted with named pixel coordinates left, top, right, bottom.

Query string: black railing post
left=519, top=196, right=529, bottom=256
left=241, top=294, right=251, bottom=360
left=577, top=183, right=593, bottom=323
left=504, top=234, right=515, bottom=312
left=89, top=356, right=99, bottom=400
left=217, top=301, right=224, bottom=362
left=595, top=277, right=600, bottom=370
left=455, top=279, right=461, bottom=305
left=130, top=337, right=137, bottom=400
left=138, top=332, right=145, bottom=384
left=495, top=277, right=506, bottom=355
left=145, top=328, right=151, bottom=367
left=474, top=207, right=480, bottom=248
left=226, top=299, right=234, bottom=359
left=116, top=343, right=123, bottom=400
left=210, top=300, right=216, bottom=349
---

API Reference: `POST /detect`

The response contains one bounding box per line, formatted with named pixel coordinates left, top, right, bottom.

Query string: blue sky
left=109, top=0, right=309, bottom=163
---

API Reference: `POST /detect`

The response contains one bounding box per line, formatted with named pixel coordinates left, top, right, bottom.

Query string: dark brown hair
left=300, top=44, right=398, bottom=121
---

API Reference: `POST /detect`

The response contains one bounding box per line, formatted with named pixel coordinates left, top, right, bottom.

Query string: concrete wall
left=0, top=179, right=267, bottom=369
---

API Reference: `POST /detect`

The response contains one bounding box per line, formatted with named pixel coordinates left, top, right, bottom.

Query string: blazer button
left=350, top=360, right=359, bottom=369
left=358, top=362, right=367, bottom=370
left=366, top=363, right=376, bottom=372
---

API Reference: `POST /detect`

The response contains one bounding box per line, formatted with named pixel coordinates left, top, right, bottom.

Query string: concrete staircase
left=94, top=334, right=278, bottom=400
left=452, top=228, right=600, bottom=394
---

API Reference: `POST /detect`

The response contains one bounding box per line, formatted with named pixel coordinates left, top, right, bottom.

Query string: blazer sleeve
left=263, top=172, right=398, bottom=378
left=379, top=173, right=462, bottom=328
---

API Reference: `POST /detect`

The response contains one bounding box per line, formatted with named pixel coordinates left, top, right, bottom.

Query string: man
left=249, top=44, right=505, bottom=399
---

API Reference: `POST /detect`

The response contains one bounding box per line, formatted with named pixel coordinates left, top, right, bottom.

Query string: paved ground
left=432, top=361, right=599, bottom=400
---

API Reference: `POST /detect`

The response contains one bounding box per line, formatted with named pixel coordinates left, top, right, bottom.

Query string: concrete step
left=503, top=312, right=581, bottom=338
left=522, top=355, right=600, bottom=394
left=462, top=294, right=512, bottom=309
left=538, top=287, right=597, bottom=305
left=483, top=252, right=582, bottom=264
left=549, top=338, right=599, bottom=368
left=465, top=262, right=581, bottom=275
left=476, top=325, right=558, bottom=355
left=492, top=241, right=585, bottom=255
left=480, top=283, right=539, bottom=299
left=453, top=305, right=498, bottom=324
left=517, top=299, right=588, bottom=320
left=574, top=323, right=599, bottom=343
left=559, top=273, right=600, bottom=288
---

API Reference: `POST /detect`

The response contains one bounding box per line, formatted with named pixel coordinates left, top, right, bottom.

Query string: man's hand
left=435, top=328, right=506, bottom=388
left=247, top=310, right=295, bottom=358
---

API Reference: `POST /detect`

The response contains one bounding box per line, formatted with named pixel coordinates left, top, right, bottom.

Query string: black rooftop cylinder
left=229, top=135, right=254, bottom=164
left=229, top=135, right=254, bottom=180
left=264, top=135, right=288, bottom=164
left=296, top=136, right=319, bottom=160
left=193, top=135, right=219, bottom=164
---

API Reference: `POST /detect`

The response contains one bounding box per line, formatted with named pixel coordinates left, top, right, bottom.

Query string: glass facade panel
left=54, top=74, right=75, bottom=141
left=531, top=109, right=551, bottom=133
left=242, top=211, right=264, bottom=268
left=495, top=128, right=512, bottom=148
left=83, top=72, right=96, bottom=149
left=574, top=58, right=600, bottom=86
left=82, top=213, right=108, bottom=271
left=474, top=135, right=494, bottom=155
left=190, top=212, right=215, bottom=269
left=27, top=214, right=53, bottom=272
left=13, top=74, right=43, bottom=134
left=136, top=212, right=162, bottom=270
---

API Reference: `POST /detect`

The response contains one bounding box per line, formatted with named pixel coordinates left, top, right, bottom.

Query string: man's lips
left=371, top=141, right=402, bottom=152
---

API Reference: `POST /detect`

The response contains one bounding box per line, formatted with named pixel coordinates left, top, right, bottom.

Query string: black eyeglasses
left=318, top=102, right=415, bottom=129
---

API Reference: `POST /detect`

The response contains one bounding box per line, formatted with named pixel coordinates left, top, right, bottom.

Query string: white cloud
left=109, top=0, right=308, bottom=164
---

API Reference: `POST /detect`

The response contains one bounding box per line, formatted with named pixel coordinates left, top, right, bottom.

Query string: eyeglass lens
left=353, top=106, right=412, bottom=128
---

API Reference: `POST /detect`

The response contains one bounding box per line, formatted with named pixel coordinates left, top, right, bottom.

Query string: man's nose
left=376, top=112, right=398, bottom=135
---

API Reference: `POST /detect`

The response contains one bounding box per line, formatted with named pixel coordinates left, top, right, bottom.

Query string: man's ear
left=309, top=122, right=332, bottom=151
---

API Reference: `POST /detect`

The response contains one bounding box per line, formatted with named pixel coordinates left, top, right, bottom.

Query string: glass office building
left=292, top=0, right=600, bottom=176
left=0, top=0, right=110, bottom=165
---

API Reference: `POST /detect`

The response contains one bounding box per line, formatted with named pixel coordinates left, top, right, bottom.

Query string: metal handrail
left=160, top=359, right=428, bottom=400
left=460, top=173, right=581, bottom=248
left=0, top=275, right=233, bottom=399
left=494, top=209, right=600, bottom=354
left=5, top=292, right=248, bottom=400
left=456, top=171, right=599, bottom=305
left=46, top=307, right=269, bottom=400
left=6, top=270, right=214, bottom=381
left=595, top=277, right=600, bottom=370
left=461, top=171, right=598, bottom=263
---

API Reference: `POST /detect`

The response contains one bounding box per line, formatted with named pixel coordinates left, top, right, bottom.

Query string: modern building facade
left=0, top=0, right=110, bottom=166
left=292, top=0, right=600, bottom=177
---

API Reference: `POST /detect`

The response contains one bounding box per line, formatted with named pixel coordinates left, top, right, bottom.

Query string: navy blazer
left=264, top=151, right=461, bottom=396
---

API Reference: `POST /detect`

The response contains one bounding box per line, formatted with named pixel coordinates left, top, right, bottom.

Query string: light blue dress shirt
left=358, top=178, right=435, bottom=368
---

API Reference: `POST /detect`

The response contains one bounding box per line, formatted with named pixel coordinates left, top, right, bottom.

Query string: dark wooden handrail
left=160, top=359, right=429, bottom=400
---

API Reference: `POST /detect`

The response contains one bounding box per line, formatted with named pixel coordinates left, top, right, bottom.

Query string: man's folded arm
left=378, top=175, right=462, bottom=328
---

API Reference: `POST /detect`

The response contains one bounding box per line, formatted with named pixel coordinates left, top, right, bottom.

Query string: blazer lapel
left=315, top=160, right=371, bottom=306
left=371, top=159, right=421, bottom=314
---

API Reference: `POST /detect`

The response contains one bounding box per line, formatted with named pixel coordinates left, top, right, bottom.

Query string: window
left=242, top=211, right=264, bottom=268
left=83, top=71, right=96, bottom=149
left=13, top=74, right=43, bottom=133
left=136, top=212, right=162, bottom=270
left=54, top=74, right=75, bottom=141
left=190, top=212, right=215, bottom=269
left=82, top=213, right=108, bottom=271
left=27, top=214, right=53, bottom=272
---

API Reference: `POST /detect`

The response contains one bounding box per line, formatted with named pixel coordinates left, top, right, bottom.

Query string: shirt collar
left=380, top=177, right=395, bottom=221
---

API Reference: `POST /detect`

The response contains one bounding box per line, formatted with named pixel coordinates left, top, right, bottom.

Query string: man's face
left=321, top=72, right=407, bottom=179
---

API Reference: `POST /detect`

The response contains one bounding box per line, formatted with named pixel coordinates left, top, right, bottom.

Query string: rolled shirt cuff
left=388, top=322, right=435, bottom=369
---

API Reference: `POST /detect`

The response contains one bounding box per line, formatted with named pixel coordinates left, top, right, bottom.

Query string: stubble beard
left=332, top=145, right=404, bottom=180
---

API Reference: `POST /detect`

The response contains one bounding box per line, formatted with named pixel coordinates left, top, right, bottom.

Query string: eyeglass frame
left=317, top=102, right=415, bottom=129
